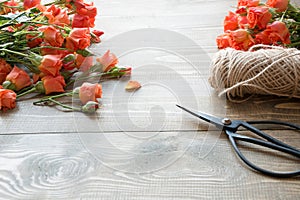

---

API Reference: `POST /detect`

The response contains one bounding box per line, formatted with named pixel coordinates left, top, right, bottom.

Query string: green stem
left=24, top=21, right=70, bottom=32
left=44, top=0, right=67, bottom=6
left=0, top=49, right=28, bottom=57
left=16, top=87, right=37, bottom=98
left=287, top=41, right=300, bottom=47
left=31, top=46, right=70, bottom=52
left=65, top=72, right=111, bottom=87
left=48, top=98, right=81, bottom=112
left=33, top=92, right=73, bottom=105
left=279, top=9, right=287, bottom=22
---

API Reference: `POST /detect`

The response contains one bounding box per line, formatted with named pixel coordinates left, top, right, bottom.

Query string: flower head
left=79, top=82, right=102, bottom=105
left=96, top=50, right=118, bottom=72
left=38, top=55, right=63, bottom=77
left=75, top=54, right=94, bottom=72
left=224, top=11, right=239, bottom=31
left=23, top=0, right=41, bottom=10
left=43, top=4, right=70, bottom=26
left=229, top=29, right=255, bottom=50
left=264, top=21, right=291, bottom=45
left=38, top=26, right=64, bottom=47
left=0, top=58, right=12, bottom=84
left=267, top=0, right=289, bottom=12
left=238, top=0, right=260, bottom=7
left=65, top=28, right=91, bottom=51
left=247, top=6, right=272, bottom=30
left=0, top=88, right=16, bottom=111
left=216, top=32, right=232, bottom=49
left=41, top=75, right=66, bottom=95
left=5, top=66, right=32, bottom=91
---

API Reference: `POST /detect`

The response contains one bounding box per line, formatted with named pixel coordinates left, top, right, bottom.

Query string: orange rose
left=247, top=6, right=272, bottom=29
left=1, top=0, right=18, bottom=14
left=72, top=14, right=94, bottom=28
left=79, top=82, right=102, bottom=105
left=255, top=31, right=271, bottom=44
left=0, top=88, right=16, bottom=111
left=0, top=58, right=12, bottom=84
left=65, top=28, right=91, bottom=51
left=75, top=1, right=97, bottom=19
left=238, top=0, right=260, bottom=7
left=264, top=21, right=291, bottom=45
left=267, top=0, right=289, bottom=12
left=41, top=75, right=66, bottom=95
left=26, top=33, right=43, bottom=48
left=38, top=55, right=62, bottom=76
left=216, top=33, right=232, bottom=49
left=39, top=26, right=64, bottom=47
left=43, top=4, right=70, bottom=26
left=75, top=54, right=94, bottom=72
left=224, top=12, right=238, bottom=31
left=5, top=66, right=32, bottom=91
left=238, top=15, right=248, bottom=29
left=96, top=50, right=118, bottom=72
left=23, top=0, right=41, bottom=10
left=229, top=29, right=255, bottom=50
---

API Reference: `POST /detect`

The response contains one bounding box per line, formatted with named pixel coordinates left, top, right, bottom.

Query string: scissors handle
left=240, top=120, right=300, bottom=152
left=226, top=122, right=300, bottom=178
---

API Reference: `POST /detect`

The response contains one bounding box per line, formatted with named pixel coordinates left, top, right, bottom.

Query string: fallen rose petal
left=125, top=80, right=141, bottom=91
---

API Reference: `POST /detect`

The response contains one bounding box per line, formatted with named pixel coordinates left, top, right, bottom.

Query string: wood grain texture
left=0, top=132, right=298, bottom=199
left=0, top=0, right=300, bottom=199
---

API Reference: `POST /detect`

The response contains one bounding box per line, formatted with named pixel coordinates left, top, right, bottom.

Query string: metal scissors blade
left=176, top=104, right=225, bottom=129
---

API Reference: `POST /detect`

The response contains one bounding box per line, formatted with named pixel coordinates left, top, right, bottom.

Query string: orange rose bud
left=216, top=33, right=232, bottom=49
left=43, top=4, right=70, bottom=26
left=0, top=88, right=16, bottom=111
left=65, top=28, right=91, bottom=51
left=125, top=80, right=141, bottom=91
left=224, top=11, right=238, bottom=31
left=79, top=82, right=102, bottom=105
left=75, top=1, right=97, bottom=18
left=0, top=58, right=12, bottom=84
left=72, top=14, right=94, bottom=28
left=229, top=29, right=255, bottom=50
left=265, top=21, right=291, bottom=45
left=5, top=66, right=32, bottom=91
left=267, top=0, right=289, bottom=12
left=23, top=0, right=41, bottom=10
left=39, top=26, right=64, bottom=47
left=96, top=50, right=118, bottom=72
left=247, top=6, right=272, bottom=30
left=41, top=75, right=66, bottom=95
left=238, top=0, right=259, bottom=7
left=38, top=54, right=62, bottom=76
left=75, top=54, right=94, bottom=72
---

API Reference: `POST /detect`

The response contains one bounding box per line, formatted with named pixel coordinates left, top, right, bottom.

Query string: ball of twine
left=209, top=44, right=300, bottom=101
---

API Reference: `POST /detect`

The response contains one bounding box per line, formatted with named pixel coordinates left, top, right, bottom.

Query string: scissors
left=176, top=105, right=300, bottom=178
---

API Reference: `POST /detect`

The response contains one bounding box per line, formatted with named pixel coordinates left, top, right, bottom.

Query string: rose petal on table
left=125, top=80, right=141, bottom=91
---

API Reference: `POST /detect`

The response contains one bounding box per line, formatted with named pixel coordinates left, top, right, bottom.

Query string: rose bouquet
left=210, top=0, right=300, bottom=100
left=216, top=0, right=300, bottom=51
left=0, top=0, right=132, bottom=112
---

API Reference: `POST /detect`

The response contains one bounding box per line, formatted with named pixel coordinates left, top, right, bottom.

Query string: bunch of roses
left=0, top=0, right=132, bottom=112
left=216, top=0, right=300, bottom=51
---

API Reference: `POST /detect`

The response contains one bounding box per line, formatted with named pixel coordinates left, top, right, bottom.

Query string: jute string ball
left=209, top=45, right=300, bottom=101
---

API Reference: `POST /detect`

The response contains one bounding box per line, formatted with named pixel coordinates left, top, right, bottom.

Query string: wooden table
left=0, top=0, right=299, bottom=199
